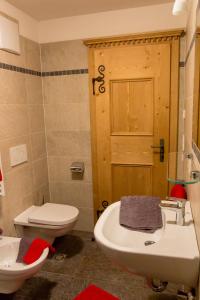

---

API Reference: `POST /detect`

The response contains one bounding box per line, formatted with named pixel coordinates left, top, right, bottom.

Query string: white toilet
left=14, top=203, right=79, bottom=244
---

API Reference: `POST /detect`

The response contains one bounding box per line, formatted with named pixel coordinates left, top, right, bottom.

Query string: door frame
left=84, top=30, right=184, bottom=222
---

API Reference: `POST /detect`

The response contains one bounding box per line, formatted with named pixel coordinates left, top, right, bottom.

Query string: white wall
left=0, top=1, right=186, bottom=44
left=38, top=3, right=186, bottom=43
left=0, top=0, right=39, bottom=42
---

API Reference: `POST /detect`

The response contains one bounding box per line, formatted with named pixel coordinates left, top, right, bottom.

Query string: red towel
left=23, top=238, right=55, bottom=264
left=73, top=284, right=120, bottom=300
left=170, top=184, right=187, bottom=199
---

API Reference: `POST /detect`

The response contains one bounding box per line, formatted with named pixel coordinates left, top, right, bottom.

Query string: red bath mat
left=73, top=284, right=120, bottom=300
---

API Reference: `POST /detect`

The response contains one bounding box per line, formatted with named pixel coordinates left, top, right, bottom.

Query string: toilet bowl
left=0, top=236, right=48, bottom=294
left=14, top=203, right=79, bottom=244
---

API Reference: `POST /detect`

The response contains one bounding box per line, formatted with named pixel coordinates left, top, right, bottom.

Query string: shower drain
left=54, top=254, right=67, bottom=261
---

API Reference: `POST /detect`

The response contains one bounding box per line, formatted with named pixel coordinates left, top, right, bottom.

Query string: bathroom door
left=85, top=32, right=180, bottom=219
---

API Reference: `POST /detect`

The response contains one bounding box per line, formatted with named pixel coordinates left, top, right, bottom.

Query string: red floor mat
left=73, top=284, right=120, bottom=300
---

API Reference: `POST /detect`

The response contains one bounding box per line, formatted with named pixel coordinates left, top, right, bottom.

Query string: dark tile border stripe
left=0, top=62, right=88, bottom=77
left=0, top=62, right=41, bottom=76
left=41, top=69, right=88, bottom=77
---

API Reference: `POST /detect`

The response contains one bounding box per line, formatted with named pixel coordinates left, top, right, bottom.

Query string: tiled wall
left=41, top=40, right=94, bottom=232
left=0, top=36, right=49, bottom=236
left=184, top=0, right=200, bottom=296
left=185, top=0, right=199, bottom=239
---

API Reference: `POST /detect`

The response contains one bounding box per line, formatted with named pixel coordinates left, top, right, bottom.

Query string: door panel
left=93, top=42, right=171, bottom=210
left=112, top=165, right=152, bottom=202
left=111, top=136, right=153, bottom=165
left=110, top=79, right=154, bottom=135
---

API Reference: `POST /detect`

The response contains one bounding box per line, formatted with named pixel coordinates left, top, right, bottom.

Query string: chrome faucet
left=159, top=197, right=187, bottom=226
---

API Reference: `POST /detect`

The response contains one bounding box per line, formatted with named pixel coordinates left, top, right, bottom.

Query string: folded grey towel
left=16, top=237, right=34, bottom=263
left=120, top=196, right=162, bottom=233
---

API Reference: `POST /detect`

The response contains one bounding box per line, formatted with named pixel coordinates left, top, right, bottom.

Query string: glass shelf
left=167, top=151, right=200, bottom=185
left=167, top=177, right=198, bottom=185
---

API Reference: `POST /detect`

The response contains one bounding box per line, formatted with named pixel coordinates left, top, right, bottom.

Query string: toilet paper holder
left=70, top=162, right=84, bottom=174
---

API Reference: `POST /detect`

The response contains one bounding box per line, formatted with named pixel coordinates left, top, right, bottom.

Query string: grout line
left=192, top=141, right=200, bottom=163
left=185, top=31, right=196, bottom=66
left=0, top=131, right=45, bottom=141
left=39, top=43, right=51, bottom=204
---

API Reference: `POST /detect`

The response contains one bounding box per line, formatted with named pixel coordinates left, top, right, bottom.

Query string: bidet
left=0, top=236, right=48, bottom=294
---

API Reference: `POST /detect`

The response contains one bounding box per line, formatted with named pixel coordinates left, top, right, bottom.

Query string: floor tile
left=4, top=231, right=179, bottom=300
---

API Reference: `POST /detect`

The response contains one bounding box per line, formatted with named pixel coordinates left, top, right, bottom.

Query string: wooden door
left=85, top=32, right=181, bottom=220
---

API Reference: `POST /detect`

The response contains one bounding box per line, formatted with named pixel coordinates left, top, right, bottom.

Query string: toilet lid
left=28, top=203, right=79, bottom=226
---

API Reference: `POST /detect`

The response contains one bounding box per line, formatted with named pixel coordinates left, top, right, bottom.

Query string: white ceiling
left=6, top=0, right=173, bottom=21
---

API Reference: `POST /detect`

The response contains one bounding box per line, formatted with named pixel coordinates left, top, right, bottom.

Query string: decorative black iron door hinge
left=97, top=200, right=109, bottom=219
left=92, top=65, right=105, bottom=95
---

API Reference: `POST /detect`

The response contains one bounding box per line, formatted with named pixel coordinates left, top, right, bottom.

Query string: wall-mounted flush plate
left=9, top=144, right=28, bottom=167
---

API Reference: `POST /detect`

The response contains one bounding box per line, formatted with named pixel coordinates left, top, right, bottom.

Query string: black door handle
left=151, top=139, right=164, bottom=162
left=92, top=76, right=103, bottom=95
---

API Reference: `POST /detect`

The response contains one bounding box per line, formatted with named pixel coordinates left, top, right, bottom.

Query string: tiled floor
left=1, top=231, right=179, bottom=300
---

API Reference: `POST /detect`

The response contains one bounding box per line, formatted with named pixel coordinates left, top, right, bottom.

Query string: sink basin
left=94, top=201, right=199, bottom=287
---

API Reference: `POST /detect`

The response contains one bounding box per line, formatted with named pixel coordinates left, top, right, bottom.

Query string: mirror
left=192, top=12, right=200, bottom=149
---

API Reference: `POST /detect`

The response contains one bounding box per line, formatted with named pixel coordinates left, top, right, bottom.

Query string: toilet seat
left=14, top=204, right=79, bottom=229
left=28, top=203, right=79, bottom=226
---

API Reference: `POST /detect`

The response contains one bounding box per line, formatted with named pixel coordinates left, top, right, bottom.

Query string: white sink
left=94, top=201, right=199, bottom=287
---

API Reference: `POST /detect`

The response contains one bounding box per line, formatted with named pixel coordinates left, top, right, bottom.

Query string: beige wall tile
left=31, top=132, right=46, bottom=161
left=28, top=105, right=45, bottom=133
left=45, top=104, right=80, bottom=131
left=41, top=39, right=94, bottom=233
left=23, top=37, right=41, bottom=71
left=0, top=35, right=95, bottom=236
left=178, top=67, right=185, bottom=156
left=0, top=105, right=29, bottom=140
left=32, top=157, right=48, bottom=188
left=79, top=102, right=91, bottom=131
left=33, top=184, right=50, bottom=206
left=0, top=36, right=49, bottom=237
left=41, top=40, right=88, bottom=71
left=184, top=4, right=200, bottom=296
left=50, top=181, right=93, bottom=208
left=45, top=103, right=90, bottom=132
left=26, top=75, right=43, bottom=105
left=0, top=70, right=27, bottom=104
left=180, top=36, right=186, bottom=62
left=5, top=164, right=33, bottom=203
left=46, top=131, right=91, bottom=157
left=2, top=191, right=37, bottom=236
left=43, top=74, right=89, bottom=104
left=22, top=193, right=36, bottom=211
left=185, top=44, right=195, bottom=99
left=48, top=156, right=92, bottom=183
left=78, top=132, right=92, bottom=157
left=47, top=131, right=74, bottom=156
left=74, top=208, right=94, bottom=232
